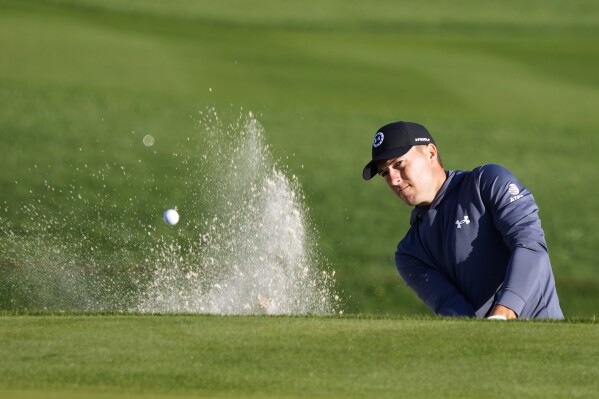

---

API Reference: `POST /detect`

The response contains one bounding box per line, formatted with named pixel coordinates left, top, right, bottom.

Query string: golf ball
left=163, top=209, right=180, bottom=225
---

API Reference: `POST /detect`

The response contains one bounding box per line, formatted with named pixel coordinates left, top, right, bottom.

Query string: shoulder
left=472, top=164, right=514, bottom=180
left=442, top=165, right=516, bottom=198
left=445, top=165, right=514, bottom=187
left=471, top=164, right=519, bottom=191
left=471, top=164, right=533, bottom=208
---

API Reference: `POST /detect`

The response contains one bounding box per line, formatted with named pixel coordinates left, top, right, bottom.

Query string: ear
left=425, top=143, right=438, bottom=161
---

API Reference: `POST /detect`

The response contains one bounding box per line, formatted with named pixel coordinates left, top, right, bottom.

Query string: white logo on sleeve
left=455, top=216, right=470, bottom=229
left=508, top=183, right=524, bottom=202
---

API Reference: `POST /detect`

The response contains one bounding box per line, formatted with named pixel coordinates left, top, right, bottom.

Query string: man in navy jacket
left=363, top=121, right=563, bottom=319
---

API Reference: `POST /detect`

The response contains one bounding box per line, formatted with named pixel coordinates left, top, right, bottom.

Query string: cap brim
left=362, top=161, right=378, bottom=180
left=362, top=146, right=413, bottom=180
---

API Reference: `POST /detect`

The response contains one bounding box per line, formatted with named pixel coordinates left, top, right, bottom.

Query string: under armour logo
left=455, top=216, right=470, bottom=229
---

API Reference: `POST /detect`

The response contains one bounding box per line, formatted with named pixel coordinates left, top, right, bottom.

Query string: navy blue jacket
left=395, top=164, right=563, bottom=319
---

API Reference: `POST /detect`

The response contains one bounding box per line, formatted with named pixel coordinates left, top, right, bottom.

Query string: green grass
left=1, top=0, right=599, bottom=316
left=1, top=314, right=598, bottom=399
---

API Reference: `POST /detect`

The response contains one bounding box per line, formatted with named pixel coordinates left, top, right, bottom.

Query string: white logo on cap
left=373, top=132, right=384, bottom=147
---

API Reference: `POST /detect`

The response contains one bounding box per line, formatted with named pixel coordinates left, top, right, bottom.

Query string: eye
left=378, top=169, right=389, bottom=178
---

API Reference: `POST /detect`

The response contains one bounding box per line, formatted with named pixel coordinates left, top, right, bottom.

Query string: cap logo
left=373, top=132, right=384, bottom=148
left=414, top=137, right=430, bottom=142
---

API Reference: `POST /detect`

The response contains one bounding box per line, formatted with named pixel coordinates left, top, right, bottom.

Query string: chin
left=398, top=196, right=414, bottom=206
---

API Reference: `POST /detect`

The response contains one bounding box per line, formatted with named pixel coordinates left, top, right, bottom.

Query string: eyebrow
left=377, top=159, right=396, bottom=173
left=379, top=156, right=408, bottom=173
left=376, top=162, right=390, bottom=174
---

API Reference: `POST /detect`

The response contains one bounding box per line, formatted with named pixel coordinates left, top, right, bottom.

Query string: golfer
left=363, top=121, right=563, bottom=319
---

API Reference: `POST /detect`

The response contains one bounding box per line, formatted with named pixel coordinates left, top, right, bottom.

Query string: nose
left=388, top=167, right=402, bottom=184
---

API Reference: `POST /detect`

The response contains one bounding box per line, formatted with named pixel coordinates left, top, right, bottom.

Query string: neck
left=419, top=166, right=447, bottom=207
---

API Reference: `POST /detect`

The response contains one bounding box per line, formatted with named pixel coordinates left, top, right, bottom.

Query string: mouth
left=395, top=185, right=409, bottom=195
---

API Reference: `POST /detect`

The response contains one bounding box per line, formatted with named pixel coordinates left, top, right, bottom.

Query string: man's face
left=376, top=145, right=440, bottom=206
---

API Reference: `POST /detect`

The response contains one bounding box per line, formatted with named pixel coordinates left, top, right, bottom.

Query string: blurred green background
left=1, top=0, right=598, bottom=316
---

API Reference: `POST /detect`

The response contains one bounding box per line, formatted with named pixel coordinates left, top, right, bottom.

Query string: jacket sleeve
left=395, top=251, right=476, bottom=317
left=478, top=164, right=551, bottom=317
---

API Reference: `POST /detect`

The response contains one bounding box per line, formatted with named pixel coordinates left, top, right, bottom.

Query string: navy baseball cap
left=362, top=121, right=435, bottom=180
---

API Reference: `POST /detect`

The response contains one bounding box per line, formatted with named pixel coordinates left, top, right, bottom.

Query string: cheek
left=382, top=176, right=393, bottom=188
left=406, top=163, right=429, bottom=183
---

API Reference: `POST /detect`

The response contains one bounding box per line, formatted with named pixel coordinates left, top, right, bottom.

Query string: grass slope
left=1, top=314, right=598, bottom=399
left=1, top=0, right=599, bottom=315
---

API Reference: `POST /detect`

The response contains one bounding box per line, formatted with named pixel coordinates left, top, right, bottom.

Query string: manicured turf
left=1, top=1, right=599, bottom=316
left=1, top=314, right=598, bottom=399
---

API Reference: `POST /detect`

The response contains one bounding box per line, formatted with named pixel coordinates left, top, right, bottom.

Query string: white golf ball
left=163, top=209, right=179, bottom=225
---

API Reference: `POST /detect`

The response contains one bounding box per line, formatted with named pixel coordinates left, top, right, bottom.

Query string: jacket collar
left=409, top=170, right=465, bottom=225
